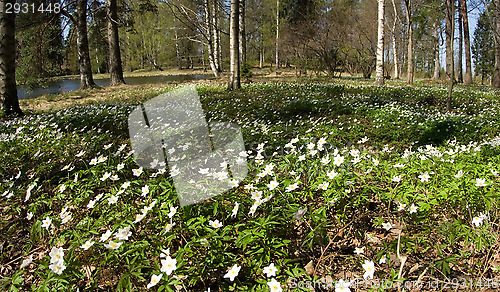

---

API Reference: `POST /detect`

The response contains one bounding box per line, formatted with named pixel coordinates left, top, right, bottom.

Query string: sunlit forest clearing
left=2, top=0, right=500, bottom=290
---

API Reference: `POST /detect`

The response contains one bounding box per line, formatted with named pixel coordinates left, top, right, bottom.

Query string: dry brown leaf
left=409, top=263, right=419, bottom=275
left=304, top=260, right=314, bottom=275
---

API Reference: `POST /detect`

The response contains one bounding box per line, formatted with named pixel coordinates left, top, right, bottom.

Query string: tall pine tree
left=472, top=11, right=495, bottom=84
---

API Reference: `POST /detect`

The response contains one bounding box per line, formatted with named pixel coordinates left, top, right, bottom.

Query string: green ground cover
left=1, top=83, right=500, bottom=291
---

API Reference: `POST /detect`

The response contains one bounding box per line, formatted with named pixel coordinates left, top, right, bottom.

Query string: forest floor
left=54, top=67, right=212, bottom=81
left=19, top=67, right=496, bottom=112
left=2, top=77, right=500, bottom=291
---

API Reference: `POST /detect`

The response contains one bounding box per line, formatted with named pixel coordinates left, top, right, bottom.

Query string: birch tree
left=211, top=0, right=221, bottom=72
left=239, top=0, right=246, bottom=64
left=391, top=0, right=400, bottom=79
left=174, top=26, right=182, bottom=70
left=375, top=0, right=385, bottom=85
left=433, top=20, right=440, bottom=80
left=205, top=0, right=219, bottom=77
left=228, top=0, right=240, bottom=90
left=403, top=0, right=413, bottom=84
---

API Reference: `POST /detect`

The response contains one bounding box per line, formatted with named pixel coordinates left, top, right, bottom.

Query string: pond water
left=18, top=74, right=214, bottom=100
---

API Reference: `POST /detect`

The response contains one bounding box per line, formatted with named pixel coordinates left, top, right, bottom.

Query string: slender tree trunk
left=259, top=47, right=263, bottom=68
left=175, top=29, right=182, bottom=70
left=0, top=0, right=22, bottom=116
left=107, top=0, right=125, bottom=85
left=211, top=0, right=221, bottom=72
left=392, top=31, right=399, bottom=79
left=239, top=0, right=246, bottom=64
left=261, top=35, right=265, bottom=68
left=148, top=54, right=163, bottom=71
left=457, top=1, right=463, bottom=83
left=460, top=0, right=472, bottom=84
left=228, top=0, right=240, bottom=90
left=446, top=0, right=455, bottom=110
left=275, top=0, right=279, bottom=70
left=376, top=0, right=385, bottom=85
left=201, top=44, right=205, bottom=69
left=493, top=0, right=500, bottom=88
left=263, top=46, right=265, bottom=66
left=216, top=19, right=221, bottom=71
left=76, top=0, right=97, bottom=89
left=391, top=0, right=400, bottom=79
left=403, top=0, right=413, bottom=84
left=96, top=48, right=100, bottom=74
left=125, top=33, right=131, bottom=71
left=205, top=0, right=219, bottom=77
left=259, top=25, right=263, bottom=68
left=433, top=20, right=440, bottom=80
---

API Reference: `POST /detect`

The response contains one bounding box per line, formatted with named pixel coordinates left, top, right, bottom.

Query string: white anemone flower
left=263, top=263, right=278, bottom=277
left=147, top=274, right=162, bottom=289
left=160, top=255, right=177, bottom=275
left=223, top=264, right=241, bottom=282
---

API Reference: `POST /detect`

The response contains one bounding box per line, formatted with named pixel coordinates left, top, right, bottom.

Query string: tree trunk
left=205, top=0, right=219, bottom=77
left=391, top=0, right=400, bottom=79
left=0, top=0, right=22, bottom=116
left=76, top=0, right=97, bottom=89
left=403, top=0, right=413, bottom=84
left=460, top=0, right=472, bottom=84
left=239, top=0, right=246, bottom=65
left=445, top=0, right=455, bottom=110
left=493, top=0, right=500, bottom=88
left=107, top=0, right=125, bottom=86
left=261, top=35, right=265, bottom=68
left=259, top=48, right=263, bottom=68
left=211, top=0, right=221, bottom=72
left=228, top=0, right=240, bottom=90
left=433, top=20, right=440, bottom=80
left=216, top=18, right=222, bottom=71
left=148, top=54, right=163, bottom=71
left=392, top=31, right=399, bottom=79
left=384, top=42, right=390, bottom=77
left=275, top=0, right=279, bottom=70
left=457, top=1, right=463, bottom=83
left=96, top=48, right=100, bottom=74
left=175, top=29, right=182, bottom=70
left=375, top=0, right=385, bottom=85
left=201, top=43, right=206, bottom=69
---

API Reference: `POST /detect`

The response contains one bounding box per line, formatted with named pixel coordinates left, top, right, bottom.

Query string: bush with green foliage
left=241, top=63, right=253, bottom=79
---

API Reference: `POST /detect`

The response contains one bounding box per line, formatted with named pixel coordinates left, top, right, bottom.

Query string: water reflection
left=18, top=74, right=214, bottom=100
